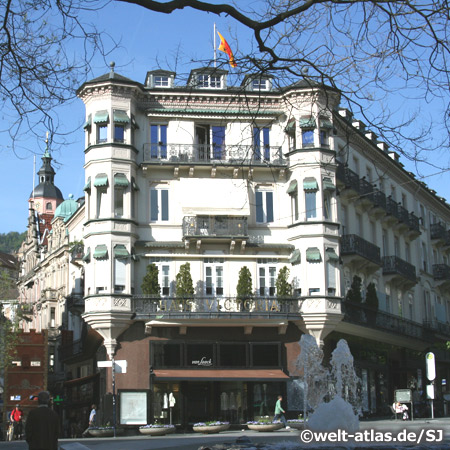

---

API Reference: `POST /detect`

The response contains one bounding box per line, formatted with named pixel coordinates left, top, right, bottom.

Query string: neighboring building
left=17, top=63, right=450, bottom=428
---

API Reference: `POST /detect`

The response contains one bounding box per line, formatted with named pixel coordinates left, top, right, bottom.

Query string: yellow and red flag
left=217, top=31, right=237, bottom=68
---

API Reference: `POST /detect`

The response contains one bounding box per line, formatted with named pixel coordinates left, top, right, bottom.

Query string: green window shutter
left=93, top=110, right=109, bottom=123
left=82, top=248, right=91, bottom=263
left=93, top=245, right=108, bottom=260
left=286, top=180, right=298, bottom=195
left=289, top=249, right=301, bottom=265
left=83, top=177, right=91, bottom=192
left=326, top=247, right=339, bottom=261
left=320, top=119, right=333, bottom=129
left=114, top=244, right=130, bottom=259
left=114, top=173, right=129, bottom=188
left=83, top=114, right=92, bottom=129
left=303, top=178, right=318, bottom=191
left=299, top=117, right=316, bottom=128
left=306, top=247, right=321, bottom=262
left=94, top=173, right=108, bottom=187
left=323, top=177, right=336, bottom=191
left=113, top=110, right=130, bottom=124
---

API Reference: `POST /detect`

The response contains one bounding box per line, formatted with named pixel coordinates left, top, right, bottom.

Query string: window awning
left=285, top=119, right=295, bottom=134
left=93, top=110, right=109, bottom=123
left=153, top=369, right=289, bottom=381
left=289, top=249, right=301, bottom=265
left=131, top=177, right=140, bottom=191
left=326, top=248, right=339, bottom=261
left=286, top=180, right=298, bottom=195
left=82, top=248, right=90, bottom=263
left=320, top=119, right=333, bottom=129
left=83, top=177, right=91, bottom=192
left=303, top=178, right=318, bottom=191
left=94, top=173, right=108, bottom=187
left=306, top=247, right=321, bottom=262
left=113, top=110, right=130, bottom=124
left=93, top=245, right=108, bottom=260
left=83, top=114, right=92, bottom=129
left=299, top=117, right=316, bottom=128
left=323, top=177, right=336, bottom=191
left=114, top=245, right=129, bottom=259
left=114, top=173, right=129, bottom=188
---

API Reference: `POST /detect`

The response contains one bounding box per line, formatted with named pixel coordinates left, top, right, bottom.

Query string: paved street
left=0, top=418, right=449, bottom=450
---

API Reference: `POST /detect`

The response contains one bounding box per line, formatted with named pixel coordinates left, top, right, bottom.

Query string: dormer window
left=154, top=76, right=169, bottom=87
left=252, top=78, right=269, bottom=91
left=145, top=70, right=175, bottom=89
left=198, top=74, right=222, bottom=89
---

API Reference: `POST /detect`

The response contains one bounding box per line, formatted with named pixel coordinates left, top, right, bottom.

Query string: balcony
left=371, top=187, right=386, bottom=214
left=336, top=163, right=360, bottom=200
left=357, top=177, right=374, bottom=208
left=407, top=213, right=420, bottom=239
left=67, top=293, right=85, bottom=314
left=183, top=216, right=248, bottom=238
left=382, top=255, right=416, bottom=285
left=340, top=234, right=381, bottom=267
left=341, top=301, right=431, bottom=341
left=423, top=320, right=450, bottom=340
left=132, top=296, right=302, bottom=319
left=431, top=222, right=447, bottom=241
left=432, top=264, right=450, bottom=280
left=142, top=143, right=287, bottom=166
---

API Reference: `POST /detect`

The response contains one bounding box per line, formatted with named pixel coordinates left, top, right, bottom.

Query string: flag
left=217, top=31, right=237, bottom=68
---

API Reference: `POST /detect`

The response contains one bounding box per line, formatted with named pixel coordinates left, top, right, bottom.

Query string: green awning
left=93, top=245, right=108, bottom=260
left=285, top=119, right=295, bottom=134
left=131, top=177, right=140, bottom=191
left=94, top=173, right=108, bottom=187
left=323, top=177, right=336, bottom=191
left=326, top=248, right=339, bottom=261
left=289, top=249, right=301, bottom=265
left=306, top=247, right=321, bottom=262
left=113, top=110, right=130, bottom=124
left=114, top=173, right=129, bottom=188
left=299, top=117, right=316, bottom=128
left=83, top=114, right=92, bottom=129
left=320, top=119, right=333, bottom=129
left=83, top=177, right=91, bottom=192
left=303, top=178, right=318, bottom=191
left=93, top=110, right=109, bottom=123
left=114, top=244, right=130, bottom=259
left=82, top=248, right=90, bottom=263
left=287, top=180, right=298, bottom=194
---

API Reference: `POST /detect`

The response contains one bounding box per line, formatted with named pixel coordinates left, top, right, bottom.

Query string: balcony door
left=204, top=261, right=224, bottom=296
left=195, top=125, right=210, bottom=161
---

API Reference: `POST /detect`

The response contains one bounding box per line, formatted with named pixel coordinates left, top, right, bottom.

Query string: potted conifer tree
left=141, top=263, right=161, bottom=312
left=236, top=266, right=253, bottom=311
left=276, top=266, right=292, bottom=312
left=175, top=262, right=194, bottom=311
left=365, top=282, right=379, bottom=326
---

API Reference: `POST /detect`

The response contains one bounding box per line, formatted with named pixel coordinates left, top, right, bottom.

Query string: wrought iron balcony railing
left=397, top=204, right=410, bottom=224
left=143, top=143, right=286, bottom=166
left=183, top=216, right=248, bottom=238
left=382, top=256, right=416, bottom=282
left=359, top=177, right=374, bottom=203
left=132, top=296, right=302, bottom=317
left=432, top=264, right=450, bottom=280
left=341, top=301, right=429, bottom=341
left=431, top=222, right=447, bottom=240
left=340, top=234, right=381, bottom=266
left=408, top=213, right=420, bottom=234
left=336, top=163, right=360, bottom=193
left=386, top=196, right=399, bottom=219
left=372, top=187, right=386, bottom=210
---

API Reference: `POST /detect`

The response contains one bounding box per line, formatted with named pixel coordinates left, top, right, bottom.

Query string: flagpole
left=213, top=23, right=217, bottom=67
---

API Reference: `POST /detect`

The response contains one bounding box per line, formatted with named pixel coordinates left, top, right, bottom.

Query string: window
left=198, top=74, right=221, bottom=88
left=50, top=307, right=55, bottom=328
left=326, top=261, right=336, bottom=295
left=97, top=124, right=108, bottom=143
left=114, top=124, right=125, bottom=142
left=258, top=266, right=276, bottom=296
left=161, top=265, right=170, bottom=296
left=253, top=127, right=270, bottom=161
left=96, top=188, right=108, bottom=219
left=302, top=129, right=314, bottom=147
left=114, top=257, right=127, bottom=293
left=305, top=191, right=317, bottom=219
left=252, top=343, right=279, bottom=366
left=150, top=186, right=169, bottom=221
left=46, top=202, right=52, bottom=211
left=319, top=129, right=329, bottom=146
left=154, top=76, right=169, bottom=87
left=152, top=343, right=182, bottom=367
left=219, top=343, right=246, bottom=366
left=252, top=78, right=268, bottom=90
left=205, top=262, right=224, bottom=296
left=212, top=126, right=225, bottom=159
left=150, top=124, right=167, bottom=158
left=255, top=189, right=274, bottom=223
left=323, top=193, right=331, bottom=220
left=114, top=188, right=124, bottom=218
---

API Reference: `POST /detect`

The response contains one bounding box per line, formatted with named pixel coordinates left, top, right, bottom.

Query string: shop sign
left=191, top=357, right=212, bottom=367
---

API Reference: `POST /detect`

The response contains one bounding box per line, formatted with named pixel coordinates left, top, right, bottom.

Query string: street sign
left=97, top=360, right=127, bottom=373
left=426, top=352, right=436, bottom=381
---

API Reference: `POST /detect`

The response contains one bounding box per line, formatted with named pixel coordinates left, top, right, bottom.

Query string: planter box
left=193, top=424, right=230, bottom=434
left=88, top=428, right=123, bottom=437
left=287, top=422, right=305, bottom=430
left=247, top=423, right=283, bottom=432
left=139, top=426, right=176, bottom=436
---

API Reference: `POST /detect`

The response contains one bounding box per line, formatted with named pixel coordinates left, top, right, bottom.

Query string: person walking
left=82, top=404, right=97, bottom=437
left=273, top=395, right=290, bottom=429
left=10, top=404, right=23, bottom=440
left=25, top=391, right=59, bottom=450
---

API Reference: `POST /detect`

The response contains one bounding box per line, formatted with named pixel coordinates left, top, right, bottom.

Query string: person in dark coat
left=25, top=391, right=59, bottom=450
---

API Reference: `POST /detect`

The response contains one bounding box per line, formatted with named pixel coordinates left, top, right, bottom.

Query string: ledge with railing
left=432, top=264, right=450, bottom=281
left=340, top=234, right=381, bottom=266
left=431, top=222, right=447, bottom=240
left=142, top=143, right=287, bottom=166
left=182, top=216, right=248, bottom=238
left=382, top=256, right=416, bottom=283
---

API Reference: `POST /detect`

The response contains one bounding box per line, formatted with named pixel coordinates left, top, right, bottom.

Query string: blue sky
left=1, top=1, right=449, bottom=234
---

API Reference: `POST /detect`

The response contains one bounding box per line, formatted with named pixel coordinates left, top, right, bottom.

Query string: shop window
left=152, top=343, right=182, bottom=367
left=187, top=343, right=214, bottom=367
left=219, top=343, right=247, bottom=367
left=252, top=343, right=279, bottom=367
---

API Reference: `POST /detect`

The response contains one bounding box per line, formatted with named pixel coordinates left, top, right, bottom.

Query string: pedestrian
left=25, top=391, right=59, bottom=450
left=10, top=404, right=23, bottom=440
left=82, top=404, right=97, bottom=437
left=273, top=395, right=290, bottom=429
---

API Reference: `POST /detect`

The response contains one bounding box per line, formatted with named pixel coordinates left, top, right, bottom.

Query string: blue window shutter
left=212, top=126, right=225, bottom=159
left=160, top=125, right=167, bottom=158
left=263, top=128, right=270, bottom=160
left=253, top=127, right=261, bottom=161
left=161, top=190, right=169, bottom=221
left=151, top=189, right=159, bottom=220
left=266, top=192, right=274, bottom=222
left=150, top=125, right=158, bottom=158
left=256, top=191, right=263, bottom=223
